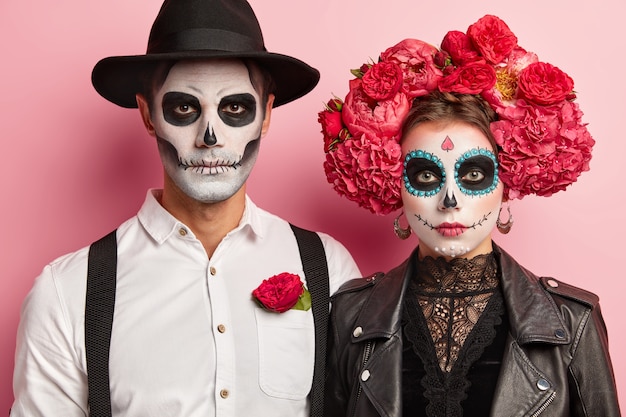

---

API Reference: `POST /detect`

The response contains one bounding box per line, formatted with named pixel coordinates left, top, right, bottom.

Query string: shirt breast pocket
left=254, top=308, right=315, bottom=399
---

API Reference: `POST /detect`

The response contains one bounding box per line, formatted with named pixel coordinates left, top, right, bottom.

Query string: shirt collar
left=137, top=189, right=265, bottom=244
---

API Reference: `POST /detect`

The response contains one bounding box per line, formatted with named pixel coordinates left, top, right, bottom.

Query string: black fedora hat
left=91, top=0, right=320, bottom=108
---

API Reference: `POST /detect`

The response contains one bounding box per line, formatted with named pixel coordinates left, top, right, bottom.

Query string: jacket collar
left=352, top=243, right=570, bottom=345
left=494, top=243, right=571, bottom=345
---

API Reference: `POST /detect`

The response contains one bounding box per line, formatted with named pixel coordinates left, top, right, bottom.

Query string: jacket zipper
left=531, top=391, right=556, bottom=416
left=351, top=340, right=375, bottom=417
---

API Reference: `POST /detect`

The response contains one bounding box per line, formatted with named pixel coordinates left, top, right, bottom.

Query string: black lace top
left=402, top=252, right=508, bottom=416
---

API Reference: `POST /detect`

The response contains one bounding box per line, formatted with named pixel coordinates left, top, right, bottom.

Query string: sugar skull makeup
left=148, top=59, right=268, bottom=203
left=401, top=122, right=503, bottom=259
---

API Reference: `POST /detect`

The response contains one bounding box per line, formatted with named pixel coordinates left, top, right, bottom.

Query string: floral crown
left=318, top=14, right=594, bottom=215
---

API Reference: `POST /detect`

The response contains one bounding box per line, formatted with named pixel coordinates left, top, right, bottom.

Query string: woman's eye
left=415, top=170, right=440, bottom=185
left=461, top=169, right=485, bottom=184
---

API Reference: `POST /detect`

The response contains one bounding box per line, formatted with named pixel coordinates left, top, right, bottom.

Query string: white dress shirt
left=11, top=189, right=361, bottom=417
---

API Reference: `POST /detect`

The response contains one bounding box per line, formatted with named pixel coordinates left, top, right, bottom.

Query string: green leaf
left=292, top=289, right=311, bottom=311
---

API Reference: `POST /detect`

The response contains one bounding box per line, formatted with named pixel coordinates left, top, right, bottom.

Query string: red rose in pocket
left=253, top=273, right=305, bottom=313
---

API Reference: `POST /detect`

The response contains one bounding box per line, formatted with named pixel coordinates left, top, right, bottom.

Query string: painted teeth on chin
left=177, top=158, right=242, bottom=171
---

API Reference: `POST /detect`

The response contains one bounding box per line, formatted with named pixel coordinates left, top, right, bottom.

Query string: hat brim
left=91, top=50, right=320, bottom=108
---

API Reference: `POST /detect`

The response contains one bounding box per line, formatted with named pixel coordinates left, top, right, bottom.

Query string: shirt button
left=217, top=324, right=226, bottom=333
left=361, top=370, right=370, bottom=381
left=555, top=329, right=566, bottom=339
left=178, top=228, right=188, bottom=236
left=546, top=279, right=559, bottom=288
left=220, top=389, right=229, bottom=399
left=537, top=378, right=550, bottom=391
left=210, top=267, right=217, bottom=276
left=353, top=327, right=363, bottom=338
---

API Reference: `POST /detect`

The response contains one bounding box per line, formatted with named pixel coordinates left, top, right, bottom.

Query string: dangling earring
left=394, top=212, right=412, bottom=240
left=496, top=204, right=514, bottom=234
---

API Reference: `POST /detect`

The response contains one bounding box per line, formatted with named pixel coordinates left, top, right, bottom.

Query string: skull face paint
left=401, top=122, right=503, bottom=259
left=149, top=59, right=267, bottom=203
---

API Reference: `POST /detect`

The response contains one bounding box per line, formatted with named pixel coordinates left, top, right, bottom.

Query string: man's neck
left=160, top=184, right=247, bottom=259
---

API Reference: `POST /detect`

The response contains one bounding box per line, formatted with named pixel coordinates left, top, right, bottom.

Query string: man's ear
left=260, top=93, right=275, bottom=137
left=136, top=93, right=156, bottom=137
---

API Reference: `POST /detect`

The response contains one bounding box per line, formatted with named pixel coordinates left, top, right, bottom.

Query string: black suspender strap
left=289, top=224, right=330, bottom=417
left=85, top=229, right=117, bottom=417
left=85, top=224, right=330, bottom=417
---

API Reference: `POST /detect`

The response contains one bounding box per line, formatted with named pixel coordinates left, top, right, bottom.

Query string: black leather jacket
left=325, top=244, right=621, bottom=417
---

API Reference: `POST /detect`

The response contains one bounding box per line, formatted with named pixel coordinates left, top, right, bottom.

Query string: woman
left=318, top=15, right=620, bottom=417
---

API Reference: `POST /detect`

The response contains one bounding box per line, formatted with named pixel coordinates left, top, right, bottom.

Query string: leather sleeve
left=566, top=303, right=621, bottom=417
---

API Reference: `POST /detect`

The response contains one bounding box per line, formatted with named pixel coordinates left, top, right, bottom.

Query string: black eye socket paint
left=405, top=158, right=445, bottom=192
left=456, top=155, right=496, bottom=192
left=218, top=93, right=257, bottom=127
left=162, top=92, right=201, bottom=126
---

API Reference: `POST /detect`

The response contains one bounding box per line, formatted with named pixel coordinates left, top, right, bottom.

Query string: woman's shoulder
left=539, top=276, right=600, bottom=309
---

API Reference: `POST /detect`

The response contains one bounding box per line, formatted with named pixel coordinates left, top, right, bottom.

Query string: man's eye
left=162, top=92, right=201, bottom=126
left=221, top=102, right=247, bottom=115
left=218, top=93, right=257, bottom=127
left=175, top=104, right=196, bottom=115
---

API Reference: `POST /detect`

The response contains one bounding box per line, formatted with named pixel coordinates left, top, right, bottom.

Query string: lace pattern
left=413, top=253, right=499, bottom=372
left=402, top=252, right=505, bottom=417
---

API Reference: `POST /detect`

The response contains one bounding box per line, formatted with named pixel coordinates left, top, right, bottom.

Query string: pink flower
left=518, top=62, right=575, bottom=105
left=438, top=62, right=496, bottom=94
left=441, top=30, right=484, bottom=66
left=467, top=15, right=518, bottom=64
left=342, top=78, right=410, bottom=140
left=361, top=61, right=404, bottom=100
left=380, top=39, right=443, bottom=98
left=491, top=99, right=593, bottom=199
left=252, top=273, right=306, bottom=313
left=505, top=47, right=539, bottom=74
left=324, top=132, right=403, bottom=215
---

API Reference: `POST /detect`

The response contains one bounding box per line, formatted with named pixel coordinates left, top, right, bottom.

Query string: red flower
left=362, top=61, right=404, bottom=100
left=491, top=99, right=593, bottom=199
left=517, top=62, right=575, bottom=105
left=342, top=78, right=410, bottom=140
left=438, top=62, right=496, bottom=95
left=317, top=14, right=594, bottom=209
left=467, top=15, right=518, bottom=64
left=324, top=132, right=403, bottom=215
left=441, top=30, right=484, bottom=66
left=252, top=273, right=306, bottom=313
left=380, top=39, right=443, bottom=98
left=318, top=98, right=348, bottom=153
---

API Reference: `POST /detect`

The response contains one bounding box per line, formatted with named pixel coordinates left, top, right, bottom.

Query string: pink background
left=1, top=0, right=624, bottom=411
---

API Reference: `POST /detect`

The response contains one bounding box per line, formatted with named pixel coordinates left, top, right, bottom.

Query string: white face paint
left=401, top=122, right=503, bottom=259
left=150, top=59, right=266, bottom=203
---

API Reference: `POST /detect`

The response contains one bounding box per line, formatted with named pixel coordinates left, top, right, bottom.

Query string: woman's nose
left=440, top=189, right=458, bottom=209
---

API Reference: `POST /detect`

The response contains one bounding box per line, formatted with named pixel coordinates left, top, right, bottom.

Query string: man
left=11, top=0, right=360, bottom=416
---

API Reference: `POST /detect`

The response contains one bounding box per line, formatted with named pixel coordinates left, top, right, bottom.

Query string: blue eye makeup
left=454, top=149, right=499, bottom=196
left=403, top=148, right=499, bottom=197
left=403, top=150, right=445, bottom=197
